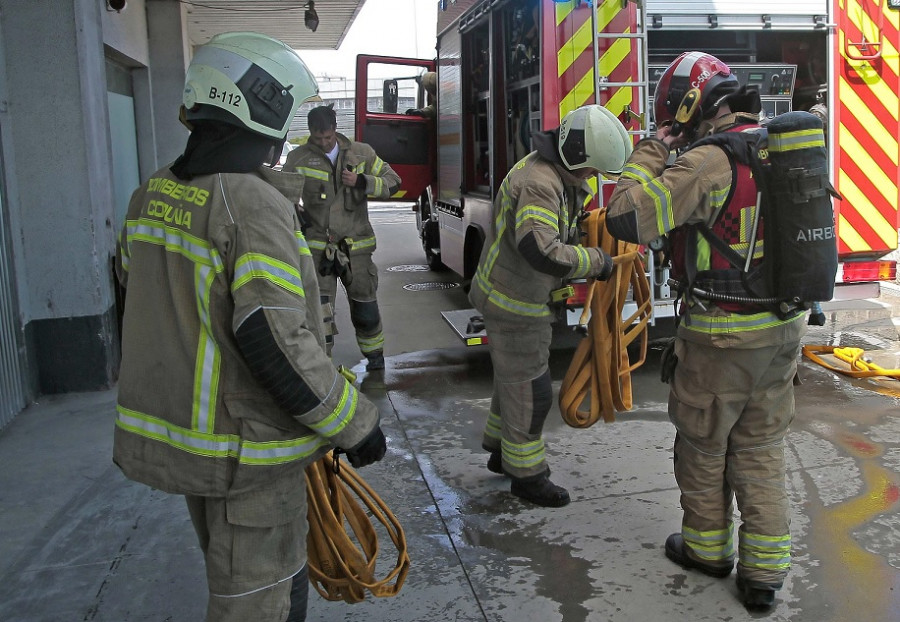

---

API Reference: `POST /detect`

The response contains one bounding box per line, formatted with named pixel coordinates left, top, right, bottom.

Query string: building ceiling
left=183, top=0, right=366, bottom=50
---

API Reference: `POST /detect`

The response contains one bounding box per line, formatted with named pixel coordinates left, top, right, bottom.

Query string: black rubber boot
left=664, top=533, right=734, bottom=578
left=366, top=353, right=385, bottom=371
left=736, top=576, right=779, bottom=610
left=487, top=451, right=504, bottom=475
left=510, top=474, right=570, bottom=507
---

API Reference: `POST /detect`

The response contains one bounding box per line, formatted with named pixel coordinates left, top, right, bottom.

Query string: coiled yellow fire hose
left=305, top=451, right=410, bottom=604
left=802, top=345, right=900, bottom=379
left=559, top=208, right=652, bottom=427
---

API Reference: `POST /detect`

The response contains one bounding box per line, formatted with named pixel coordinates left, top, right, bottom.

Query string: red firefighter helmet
left=653, top=52, right=739, bottom=136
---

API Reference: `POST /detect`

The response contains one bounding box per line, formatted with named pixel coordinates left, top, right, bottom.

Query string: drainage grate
left=402, top=282, right=459, bottom=291
left=387, top=264, right=430, bottom=272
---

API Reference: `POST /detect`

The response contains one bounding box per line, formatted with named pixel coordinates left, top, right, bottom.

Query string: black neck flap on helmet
left=170, top=121, right=282, bottom=181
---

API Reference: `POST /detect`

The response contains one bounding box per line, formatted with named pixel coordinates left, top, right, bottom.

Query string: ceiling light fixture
left=305, top=1, right=319, bottom=32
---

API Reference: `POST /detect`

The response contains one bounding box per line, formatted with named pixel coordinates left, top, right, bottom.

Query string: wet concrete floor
left=0, top=204, right=898, bottom=621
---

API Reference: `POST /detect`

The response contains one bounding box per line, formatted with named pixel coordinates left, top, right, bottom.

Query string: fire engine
left=355, top=0, right=899, bottom=342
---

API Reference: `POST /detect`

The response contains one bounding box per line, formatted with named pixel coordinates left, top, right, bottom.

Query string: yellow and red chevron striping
left=835, top=0, right=899, bottom=257
left=547, top=0, right=640, bottom=131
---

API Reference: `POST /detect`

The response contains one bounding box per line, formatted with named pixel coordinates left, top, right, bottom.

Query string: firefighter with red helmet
left=114, top=33, right=386, bottom=621
left=470, top=104, right=632, bottom=507
left=606, top=52, right=803, bottom=610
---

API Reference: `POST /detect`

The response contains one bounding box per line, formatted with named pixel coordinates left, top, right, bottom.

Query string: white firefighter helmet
left=182, top=32, right=319, bottom=139
left=558, top=105, right=632, bottom=175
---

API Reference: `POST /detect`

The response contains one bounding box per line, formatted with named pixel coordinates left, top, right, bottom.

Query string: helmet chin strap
left=178, top=105, right=194, bottom=132
left=694, top=104, right=733, bottom=140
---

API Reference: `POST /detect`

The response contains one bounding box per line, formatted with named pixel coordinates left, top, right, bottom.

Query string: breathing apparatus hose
left=672, top=280, right=778, bottom=306
left=305, top=450, right=410, bottom=604
left=559, top=208, right=652, bottom=427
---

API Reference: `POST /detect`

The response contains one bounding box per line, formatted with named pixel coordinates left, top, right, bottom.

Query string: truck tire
left=462, top=228, right=485, bottom=294
left=418, top=192, right=446, bottom=271
left=423, top=219, right=446, bottom=271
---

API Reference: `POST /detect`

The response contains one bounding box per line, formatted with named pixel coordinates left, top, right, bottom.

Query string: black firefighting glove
left=593, top=248, right=614, bottom=281
left=344, top=425, right=386, bottom=468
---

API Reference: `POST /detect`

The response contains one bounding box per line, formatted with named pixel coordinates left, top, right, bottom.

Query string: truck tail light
left=567, top=280, right=590, bottom=306
left=838, top=260, right=897, bottom=283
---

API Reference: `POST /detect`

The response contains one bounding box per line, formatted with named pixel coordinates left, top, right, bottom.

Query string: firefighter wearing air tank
left=606, top=52, right=833, bottom=611
left=114, top=33, right=386, bottom=622
left=470, top=105, right=632, bottom=508
left=285, top=105, right=401, bottom=371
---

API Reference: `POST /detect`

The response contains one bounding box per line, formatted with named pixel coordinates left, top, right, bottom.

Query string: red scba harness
left=669, top=124, right=771, bottom=314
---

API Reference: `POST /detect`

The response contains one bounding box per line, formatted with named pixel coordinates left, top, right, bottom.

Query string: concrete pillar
left=147, top=0, right=191, bottom=166
left=0, top=0, right=119, bottom=394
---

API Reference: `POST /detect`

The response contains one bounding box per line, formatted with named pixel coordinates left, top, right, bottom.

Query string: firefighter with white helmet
left=114, top=32, right=386, bottom=621
left=606, top=51, right=804, bottom=610
left=469, top=104, right=632, bottom=507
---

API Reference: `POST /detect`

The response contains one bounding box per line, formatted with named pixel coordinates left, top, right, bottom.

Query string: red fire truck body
left=357, top=0, right=899, bottom=339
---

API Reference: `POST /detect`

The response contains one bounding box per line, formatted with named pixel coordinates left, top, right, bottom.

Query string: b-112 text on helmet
left=557, top=104, right=633, bottom=175
left=653, top=51, right=739, bottom=136
left=182, top=32, right=319, bottom=139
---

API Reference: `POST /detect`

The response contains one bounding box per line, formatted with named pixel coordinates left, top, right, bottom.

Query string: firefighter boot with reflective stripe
left=736, top=576, right=779, bottom=610
left=366, top=352, right=385, bottom=371
left=665, top=534, right=734, bottom=578
left=488, top=450, right=550, bottom=478
left=511, top=473, right=570, bottom=507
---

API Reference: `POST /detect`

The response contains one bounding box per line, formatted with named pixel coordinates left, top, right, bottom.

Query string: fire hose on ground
left=802, top=345, right=900, bottom=379
left=559, top=208, right=653, bottom=427
left=305, top=450, right=410, bottom=604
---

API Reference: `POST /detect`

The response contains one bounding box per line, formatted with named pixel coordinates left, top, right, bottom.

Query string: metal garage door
left=0, top=172, right=26, bottom=431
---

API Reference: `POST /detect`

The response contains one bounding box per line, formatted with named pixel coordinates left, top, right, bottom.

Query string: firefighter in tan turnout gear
left=285, top=105, right=401, bottom=370
left=606, top=52, right=802, bottom=611
left=470, top=104, right=632, bottom=507
left=113, top=33, right=386, bottom=622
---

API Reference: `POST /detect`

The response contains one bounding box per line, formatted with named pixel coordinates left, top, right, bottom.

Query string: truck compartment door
left=355, top=55, right=436, bottom=202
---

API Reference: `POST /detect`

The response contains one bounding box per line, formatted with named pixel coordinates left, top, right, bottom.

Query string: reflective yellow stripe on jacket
left=296, top=166, right=329, bottom=182
left=121, top=216, right=333, bottom=466
left=474, top=182, right=552, bottom=319
left=682, top=309, right=804, bottom=336
left=116, top=406, right=331, bottom=466
left=622, top=161, right=676, bottom=236
left=232, top=253, right=305, bottom=299
left=304, top=236, right=376, bottom=252
left=123, top=218, right=226, bottom=433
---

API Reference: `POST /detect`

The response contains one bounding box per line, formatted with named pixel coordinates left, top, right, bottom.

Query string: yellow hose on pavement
left=559, top=208, right=652, bottom=427
left=305, top=451, right=410, bottom=603
left=802, top=345, right=900, bottom=379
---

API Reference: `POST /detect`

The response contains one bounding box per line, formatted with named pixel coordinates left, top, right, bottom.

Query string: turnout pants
left=669, top=337, right=799, bottom=585
left=482, top=318, right=554, bottom=480
left=314, top=250, right=384, bottom=359
left=185, top=495, right=308, bottom=622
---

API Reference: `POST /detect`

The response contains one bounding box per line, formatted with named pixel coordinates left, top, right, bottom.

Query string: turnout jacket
left=114, top=165, right=378, bottom=525
left=284, top=133, right=401, bottom=256
left=469, top=152, right=610, bottom=324
left=606, top=113, right=805, bottom=348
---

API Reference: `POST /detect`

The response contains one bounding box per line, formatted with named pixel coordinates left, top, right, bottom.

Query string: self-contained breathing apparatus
left=668, top=110, right=839, bottom=322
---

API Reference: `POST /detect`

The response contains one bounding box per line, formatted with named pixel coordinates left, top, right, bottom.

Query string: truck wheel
left=422, top=219, right=446, bottom=271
